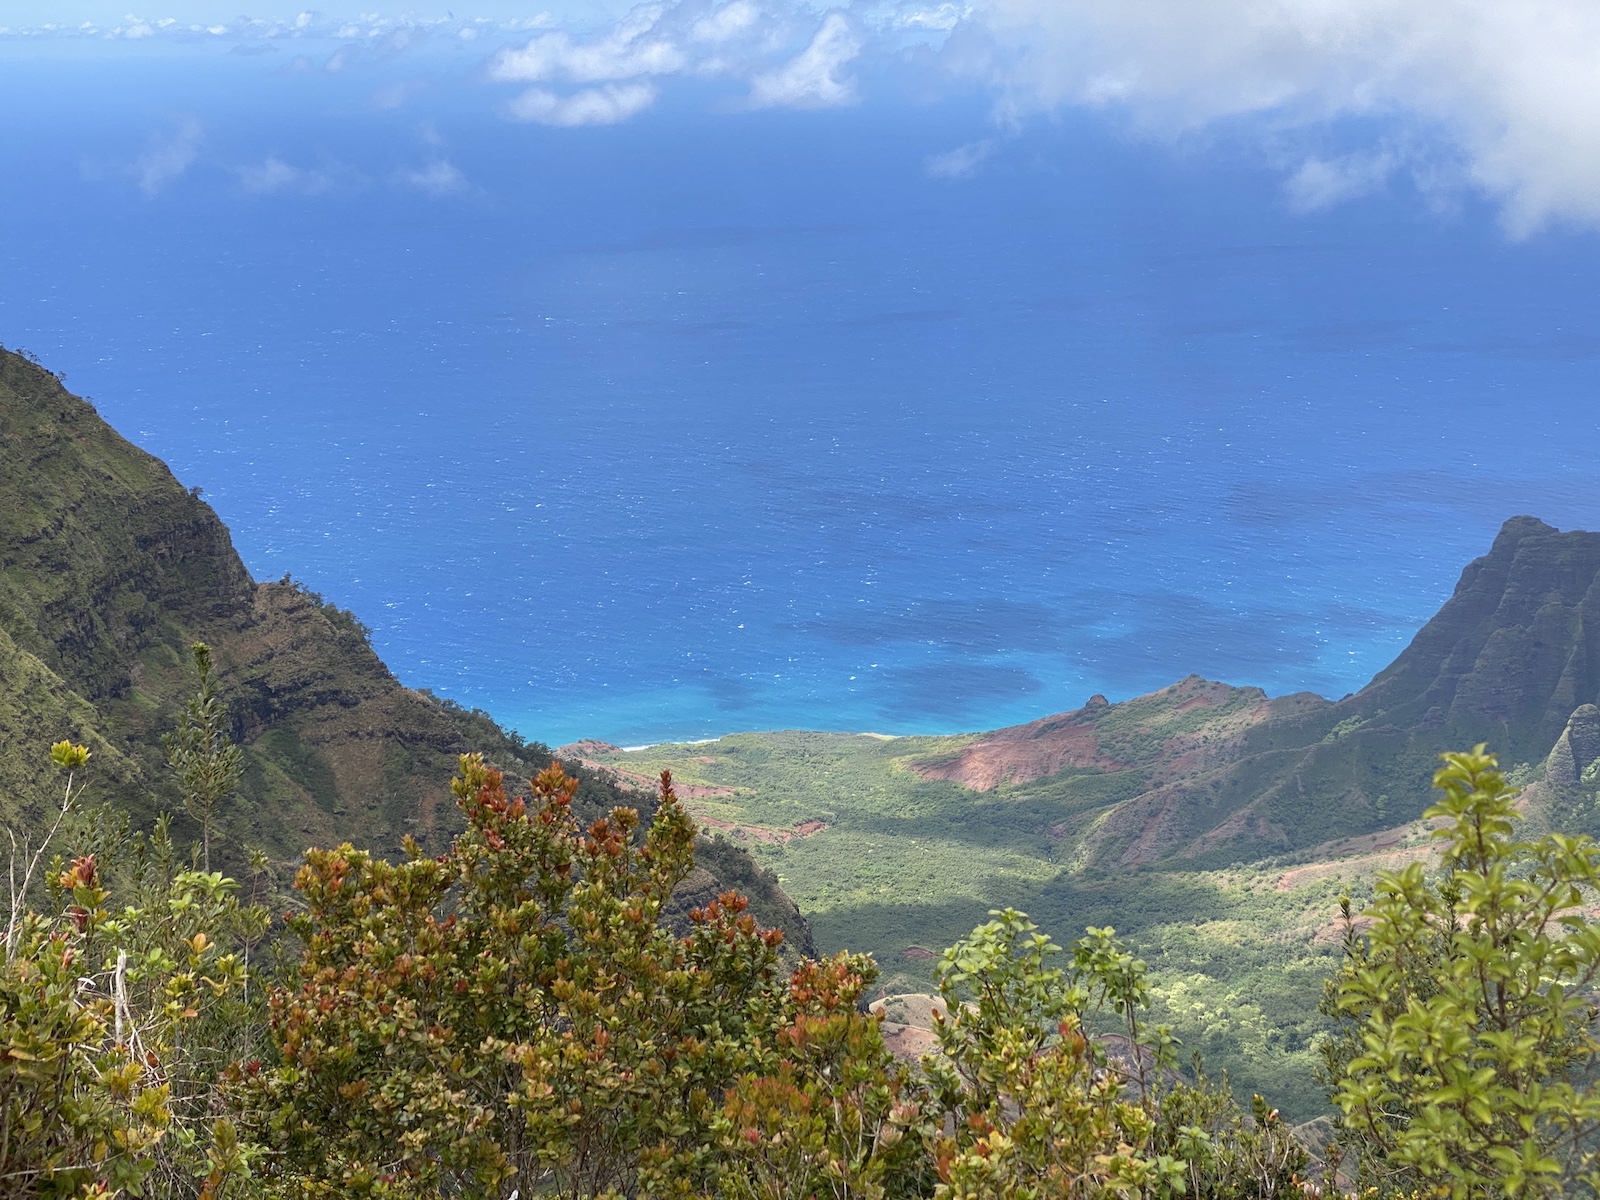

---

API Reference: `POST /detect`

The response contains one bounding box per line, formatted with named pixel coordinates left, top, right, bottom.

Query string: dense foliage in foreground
left=5, top=687, right=1600, bottom=1197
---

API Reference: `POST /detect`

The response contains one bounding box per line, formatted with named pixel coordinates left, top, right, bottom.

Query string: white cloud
left=489, top=7, right=686, bottom=84
left=749, top=12, right=861, bottom=108
left=693, top=0, right=759, bottom=43
left=133, top=120, right=200, bottom=196
left=488, top=3, right=767, bottom=126
left=399, top=159, right=469, bottom=196
left=925, top=137, right=994, bottom=178
left=43, top=0, right=1600, bottom=236
left=1285, top=149, right=1398, bottom=212
left=236, top=156, right=365, bottom=196
left=479, top=4, right=875, bottom=126
left=895, top=4, right=967, bottom=32
left=507, top=82, right=660, bottom=125
left=372, top=77, right=429, bottom=110
left=963, top=0, right=1600, bottom=234
left=238, top=157, right=301, bottom=194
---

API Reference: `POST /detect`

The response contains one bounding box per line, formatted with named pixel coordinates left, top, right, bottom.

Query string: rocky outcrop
left=913, top=677, right=1325, bottom=794
left=1544, top=704, right=1600, bottom=798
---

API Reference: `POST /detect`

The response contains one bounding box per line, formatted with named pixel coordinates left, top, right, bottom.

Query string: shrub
left=705, top=953, right=931, bottom=1200
left=1325, top=746, right=1600, bottom=1198
left=924, top=909, right=1309, bottom=1199
left=244, top=758, right=790, bottom=1198
left=1, top=745, right=265, bottom=1200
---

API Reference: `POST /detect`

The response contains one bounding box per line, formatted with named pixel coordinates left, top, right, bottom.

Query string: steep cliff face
left=0, top=350, right=255, bottom=703
left=0, top=347, right=461, bottom=853
left=1546, top=704, right=1600, bottom=797
left=1207, top=516, right=1600, bottom=862
left=1353, top=516, right=1600, bottom=760
left=0, top=347, right=812, bottom=950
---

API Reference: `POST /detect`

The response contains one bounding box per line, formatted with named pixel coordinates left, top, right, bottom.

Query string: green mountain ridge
left=0, top=345, right=813, bottom=953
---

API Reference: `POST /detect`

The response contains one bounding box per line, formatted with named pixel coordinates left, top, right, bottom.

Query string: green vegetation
left=598, top=731, right=1058, bottom=944
left=925, top=910, right=1308, bottom=1198
left=12, top=720, right=1597, bottom=1196
left=2, top=741, right=268, bottom=1198
left=582, top=731, right=1377, bottom=1120
left=164, top=644, right=243, bottom=873
left=571, top=628, right=1600, bottom=1126
left=1325, top=747, right=1600, bottom=1196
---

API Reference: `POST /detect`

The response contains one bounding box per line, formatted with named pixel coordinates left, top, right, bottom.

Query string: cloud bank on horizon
left=12, top=0, right=1600, bottom=234
left=966, top=0, right=1600, bottom=236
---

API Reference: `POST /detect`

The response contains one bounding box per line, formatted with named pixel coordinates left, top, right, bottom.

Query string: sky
left=0, top=2, right=629, bottom=20
left=5, top=0, right=1600, bottom=238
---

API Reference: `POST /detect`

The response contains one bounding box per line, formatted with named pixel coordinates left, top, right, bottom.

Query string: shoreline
left=599, top=731, right=906, bottom=755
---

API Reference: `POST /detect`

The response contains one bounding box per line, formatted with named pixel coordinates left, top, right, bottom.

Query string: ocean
left=4, top=32, right=1599, bottom=746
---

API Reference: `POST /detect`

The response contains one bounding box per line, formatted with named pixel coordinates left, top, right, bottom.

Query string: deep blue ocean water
left=3, top=35, right=1599, bottom=746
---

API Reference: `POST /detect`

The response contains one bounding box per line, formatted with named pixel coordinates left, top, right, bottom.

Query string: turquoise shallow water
left=3, top=39, right=1599, bottom=745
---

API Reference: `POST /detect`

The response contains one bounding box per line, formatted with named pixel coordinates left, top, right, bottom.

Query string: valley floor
left=573, top=729, right=1441, bottom=1120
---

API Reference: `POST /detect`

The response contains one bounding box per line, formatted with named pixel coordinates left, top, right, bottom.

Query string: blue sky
left=0, top=2, right=630, bottom=21
left=6, top=0, right=1600, bottom=238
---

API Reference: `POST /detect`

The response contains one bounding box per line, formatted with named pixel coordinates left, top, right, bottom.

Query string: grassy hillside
left=0, top=623, right=139, bottom=826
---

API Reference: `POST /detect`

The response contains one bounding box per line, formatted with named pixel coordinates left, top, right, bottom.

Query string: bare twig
left=3, top=763, right=84, bottom=956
